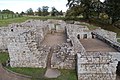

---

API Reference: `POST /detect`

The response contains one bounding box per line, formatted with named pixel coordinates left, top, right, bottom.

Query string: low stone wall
left=77, top=52, right=120, bottom=80
left=66, top=24, right=86, bottom=54
left=93, top=28, right=117, bottom=42
left=7, top=20, right=50, bottom=68
left=92, top=31, right=120, bottom=52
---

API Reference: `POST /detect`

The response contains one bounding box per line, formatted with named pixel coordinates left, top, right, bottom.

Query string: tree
left=59, top=10, right=63, bottom=16
left=51, top=7, right=59, bottom=16
left=66, top=5, right=84, bottom=18
left=89, top=0, right=105, bottom=18
left=1, top=9, right=14, bottom=14
left=41, top=6, right=49, bottom=16
left=66, top=0, right=105, bottom=19
left=37, top=7, right=42, bottom=16
left=20, top=11, right=25, bottom=16
left=67, top=0, right=92, bottom=19
left=104, top=0, right=120, bottom=23
left=26, top=8, right=34, bottom=15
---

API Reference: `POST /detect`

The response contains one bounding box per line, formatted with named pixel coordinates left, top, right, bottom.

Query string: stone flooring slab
left=44, top=68, right=61, bottom=78
left=80, top=38, right=117, bottom=52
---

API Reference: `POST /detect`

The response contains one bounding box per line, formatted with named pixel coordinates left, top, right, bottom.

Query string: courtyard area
left=41, top=32, right=67, bottom=47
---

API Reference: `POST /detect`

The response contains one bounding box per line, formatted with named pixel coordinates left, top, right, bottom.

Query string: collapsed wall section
left=51, top=43, right=75, bottom=69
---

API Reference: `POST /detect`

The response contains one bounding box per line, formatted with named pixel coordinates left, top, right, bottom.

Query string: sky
left=0, top=0, right=68, bottom=13
left=0, top=0, right=105, bottom=13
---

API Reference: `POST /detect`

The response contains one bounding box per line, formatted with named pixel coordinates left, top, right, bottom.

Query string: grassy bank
left=6, top=67, right=77, bottom=80
left=0, top=52, right=9, bottom=63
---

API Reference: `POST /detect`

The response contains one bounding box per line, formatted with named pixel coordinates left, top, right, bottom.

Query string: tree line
left=21, top=6, right=63, bottom=16
left=0, top=6, right=64, bottom=17
left=66, top=0, right=120, bottom=24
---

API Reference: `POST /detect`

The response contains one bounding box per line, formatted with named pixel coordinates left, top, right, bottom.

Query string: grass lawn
left=6, top=67, right=77, bottom=80
left=0, top=16, right=65, bottom=27
left=0, top=52, right=9, bottom=63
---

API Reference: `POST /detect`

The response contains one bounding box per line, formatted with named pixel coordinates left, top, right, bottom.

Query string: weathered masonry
left=0, top=20, right=120, bottom=80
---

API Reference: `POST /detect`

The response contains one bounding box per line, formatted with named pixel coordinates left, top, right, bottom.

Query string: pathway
left=45, top=47, right=61, bottom=78
left=0, top=64, right=30, bottom=80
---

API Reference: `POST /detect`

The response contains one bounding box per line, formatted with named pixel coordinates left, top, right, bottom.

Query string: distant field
left=0, top=16, right=65, bottom=27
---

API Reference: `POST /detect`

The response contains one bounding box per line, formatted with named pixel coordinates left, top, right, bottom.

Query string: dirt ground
left=41, top=32, right=67, bottom=47
left=80, top=38, right=117, bottom=52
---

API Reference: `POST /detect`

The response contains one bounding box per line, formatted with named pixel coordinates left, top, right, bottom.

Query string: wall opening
left=11, top=29, right=13, bottom=32
left=92, top=34, right=96, bottom=39
left=83, top=34, right=87, bottom=39
left=77, top=34, right=80, bottom=39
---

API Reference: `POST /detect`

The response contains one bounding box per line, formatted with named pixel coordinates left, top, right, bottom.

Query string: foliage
left=66, top=0, right=93, bottom=19
left=20, top=11, right=25, bottom=16
left=66, top=0, right=106, bottom=19
left=105, top=0, right=120, bottom=23
left=118, top=39, right=120, bottom=43
left=0, top=52, right=9, bottom=63
left=51, top=7, right=63, bottom=16
left=41, top=6, right=49, bottom=16
left=26, top=8, right=34, bottom=15
left=51, top=7, right=59, bottom=16
left=0, top=9, right=14, bottom=14
left=66, top=5, right=84, bottom=18
left=36, top=7, right=42, bottom=16
left=66, top=0, right=120, bottom=24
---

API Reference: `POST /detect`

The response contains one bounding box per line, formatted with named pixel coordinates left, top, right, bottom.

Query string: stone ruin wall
left=51, top=23, right=91, bottom=69
left=7, top=20, right=51, bottom=68
left=77, top=52, right=120, bottom=80
left=66, top=24, right=90, bottom=53
left=0, top=27, right=9, bottom=52
left=93, top=28, right=117, bottom=42
left=93, top=29, right=120, bottom=52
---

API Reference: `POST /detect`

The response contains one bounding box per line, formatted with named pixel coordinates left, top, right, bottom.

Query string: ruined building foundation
left=0, top=20, right=120, bottom=80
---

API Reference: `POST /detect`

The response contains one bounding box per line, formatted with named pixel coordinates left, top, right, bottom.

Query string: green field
left=0, top=16, right=66, bottom=27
